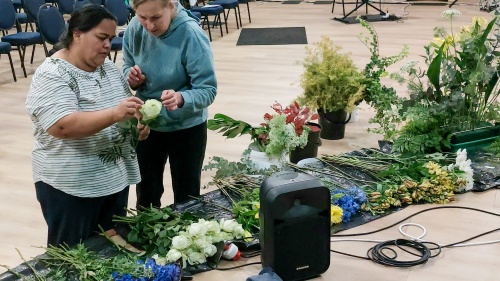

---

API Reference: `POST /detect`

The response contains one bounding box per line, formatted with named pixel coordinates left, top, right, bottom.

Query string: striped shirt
left=25, top=58, right=141, bottom=198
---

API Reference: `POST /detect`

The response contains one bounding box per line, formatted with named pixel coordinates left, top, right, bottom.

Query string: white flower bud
left=187, top=251, right=207, bottom=265
left=203, top=244, right=217, bottom=257
left=139, top=99, right=162, bottom=121
left=166, top=249, right=183, bottom=263
left=188, top=222, right=207, bottom=237
left=172, top=235, right=192, bottom=250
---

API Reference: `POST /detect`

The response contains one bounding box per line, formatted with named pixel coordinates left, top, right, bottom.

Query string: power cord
left=329, top=206, right=500, bottom=267
left=209, top=262, right=262, bottom=271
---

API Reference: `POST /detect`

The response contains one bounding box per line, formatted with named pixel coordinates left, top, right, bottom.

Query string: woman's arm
left=47, top=96, right=143, bottom=139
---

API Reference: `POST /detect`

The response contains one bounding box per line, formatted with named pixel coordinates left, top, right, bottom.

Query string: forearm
left=47, top=108, right=118, bottom=139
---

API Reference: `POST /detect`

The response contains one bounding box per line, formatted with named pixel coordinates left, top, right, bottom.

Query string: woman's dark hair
left=59, top=5, right=117, bottom=49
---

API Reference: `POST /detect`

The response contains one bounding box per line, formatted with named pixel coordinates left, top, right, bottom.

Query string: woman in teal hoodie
left=123, top=0, right=217, bottom=207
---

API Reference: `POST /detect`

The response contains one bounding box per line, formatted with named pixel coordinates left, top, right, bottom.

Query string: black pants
left=35, top=181, right=129, bottom=247
left=135, top=121, right=207, bottom=207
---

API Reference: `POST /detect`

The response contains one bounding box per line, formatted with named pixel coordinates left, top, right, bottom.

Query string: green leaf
left=427, top=45, right=442, bottom=93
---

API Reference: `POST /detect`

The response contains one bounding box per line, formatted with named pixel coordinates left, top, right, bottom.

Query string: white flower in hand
left=166, top=249, right=183, bottom=263
left=172, top=235, right=192, bottom=250
left=139, top=99, right=162, bottom=121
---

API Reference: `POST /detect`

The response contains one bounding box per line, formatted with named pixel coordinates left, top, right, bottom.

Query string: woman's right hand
left=113, top=96, right=144, bottom=122
left=127, top=65, right=146, bottom=89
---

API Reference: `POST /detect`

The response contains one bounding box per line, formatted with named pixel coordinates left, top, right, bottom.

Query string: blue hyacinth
left=112, top=259, right=181, bottom=281
left=331, top=187, right=366, bottom=222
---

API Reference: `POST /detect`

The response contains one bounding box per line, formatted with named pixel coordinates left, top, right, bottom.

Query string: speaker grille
left=273, top=216, right=330, bottom=281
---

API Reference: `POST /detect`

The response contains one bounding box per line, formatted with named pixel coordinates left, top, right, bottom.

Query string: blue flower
left=112, top=259, right=182, bottom=281
left=331, top=189, right=363, bottom=222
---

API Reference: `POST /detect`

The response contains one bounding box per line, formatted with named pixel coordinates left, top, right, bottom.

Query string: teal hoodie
left=123, top=3, right=217, bottom=132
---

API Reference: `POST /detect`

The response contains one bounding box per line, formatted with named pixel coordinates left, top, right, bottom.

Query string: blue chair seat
left=1, top=32, right=42, bottom=46
left=0, top=42, right=11, bottom=52
left=118, top=30, right=125, bottom=37
left=0, top=42, right=17, bottom=82
left=208, top=0, right=241, bottom=31
left=191, top=11, right=201, bottom=19
left=190, top=5, right=224, bottom=41
left=16, top=12, right=28, bottom=24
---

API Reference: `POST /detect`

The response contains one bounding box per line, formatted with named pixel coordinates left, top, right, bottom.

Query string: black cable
left=209, top=261, right=262, bottom=271
left=331, top=206, right=500, bottom=237
left=329, top=206, right=499, bottom=267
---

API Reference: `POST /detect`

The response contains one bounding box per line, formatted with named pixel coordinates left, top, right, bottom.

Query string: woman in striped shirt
left=25, top=5, right=148, bottom=246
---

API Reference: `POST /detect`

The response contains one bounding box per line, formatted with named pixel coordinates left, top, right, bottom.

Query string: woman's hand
left=127, top=65, right=146, bottom=89
left=161, top=89, right=184, bottom=111
left=113, top=96, right=144, bottom=122
left=138, top=123, right=150, bottom=141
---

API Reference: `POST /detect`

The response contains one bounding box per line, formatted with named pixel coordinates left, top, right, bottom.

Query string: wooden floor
left=1, top=1, right=499, bottom=280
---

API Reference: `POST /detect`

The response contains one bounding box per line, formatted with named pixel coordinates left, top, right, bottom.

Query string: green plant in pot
left=390, top=11, right=500, bottom=154
left=297, top=36, right=364, bottom=140
left=207, top=101, right=320, bottom=164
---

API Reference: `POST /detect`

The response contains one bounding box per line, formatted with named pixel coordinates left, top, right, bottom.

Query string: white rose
left=205, top=221, right=221, bottom=233
left=203, top=244, right=217, bottom=257
left=187, top=251, right=207, bottom=265
left=152, top=254, right=168, bottom=265
left=193, top=237, right=210, bottom=249
left=166, top=249, right=183, bottom=263
left=172, top=235, right=192, bottom=250
left=188, top=222, right=207, bottom=237
left=139, top=99, right=162, bottom=121
left=220, top=219, right=237, bottom=233
left=232, top=225, right=245, bottom=239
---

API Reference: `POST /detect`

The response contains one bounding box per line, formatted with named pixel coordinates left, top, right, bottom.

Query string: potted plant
left=297, top=36, right=364, bottom=140
left=207, top=101, right=321, bottom=164
left=389, top=11, right=500, bottom=154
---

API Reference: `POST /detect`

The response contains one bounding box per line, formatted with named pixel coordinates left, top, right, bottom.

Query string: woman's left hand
left=138, top=123, right=150, bottom=141
left=161, top=89, right=184, bottom=111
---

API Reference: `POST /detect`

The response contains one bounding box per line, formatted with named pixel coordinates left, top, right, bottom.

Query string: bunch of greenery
left=113, top=207, right=198, bottom=256
left=358, top=18, right=409, bottom=142
left=2, top=244, right=181, bottom=281
left=297, top=36, right=365, bottom=113
left=390, top=11, right=500, bottom=154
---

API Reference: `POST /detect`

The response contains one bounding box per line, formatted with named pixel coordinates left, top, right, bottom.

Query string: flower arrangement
left=99, top=99, right=166, bottom=164
left=207, top=101, right=319, bottom=160
left=161, top=218, right=245, bottom=267
left=381, top=11, right=500, bottom=154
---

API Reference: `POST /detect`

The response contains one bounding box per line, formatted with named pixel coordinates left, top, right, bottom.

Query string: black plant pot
left=289, top=123, right=322, bottom=164
left=318, top=109, right=350, bottom=140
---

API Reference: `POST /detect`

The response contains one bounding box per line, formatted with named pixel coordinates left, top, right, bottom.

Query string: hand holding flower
left=112, top=96, right=144, bottom=122
left=137, top=123, right=150, bottom=141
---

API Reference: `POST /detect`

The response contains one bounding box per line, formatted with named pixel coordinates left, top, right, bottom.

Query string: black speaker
left=259, top=171, right=331, bottom=281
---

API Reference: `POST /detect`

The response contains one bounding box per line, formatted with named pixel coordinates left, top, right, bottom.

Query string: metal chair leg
left=7, top=53, right=17, bottom=82
left=17, top=46, right=27, bottom=78
left=246, top=2, right=251, bottom=23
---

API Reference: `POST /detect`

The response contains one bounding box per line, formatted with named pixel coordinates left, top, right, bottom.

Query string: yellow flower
left=254, top=212, right=259, bottom=219
left=330, top=205, right=343, bottom=225
left=472, top=16, right=487, bottom=27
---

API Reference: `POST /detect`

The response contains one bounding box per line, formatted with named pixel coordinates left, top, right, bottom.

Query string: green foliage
left=358, top=18, right=409, bottom=141
left=232, top=188, right=260, bottom=232
left=207, top=113, right=268, bottom=151
left=113, top=207, right=198, bottom=256
left=485, top=139, right=500, bottom=156
left=390, top=14, right=500, bottom=154
left=297, top=36, right=365, bottom=112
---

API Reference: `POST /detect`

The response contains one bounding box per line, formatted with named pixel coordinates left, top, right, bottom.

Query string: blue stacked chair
left=57, top=0, right=75, bottom=15
left=38, top=4, right=66, bottom=46
left=1, top=0, right=47, bottom=78
left=237, top=0, right=251, bottom=23
left=190, top=4, right=224, bottom=42
left=0, top=42, right=17, bottom=81
left=207, top=0, right=241, bottom=32
left=104, top=0, right=130, bottom=62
